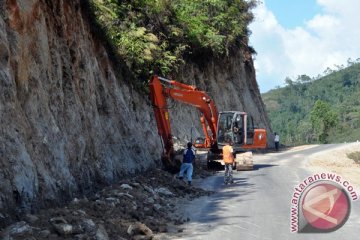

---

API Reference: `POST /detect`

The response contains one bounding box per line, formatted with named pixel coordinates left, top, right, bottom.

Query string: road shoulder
left=305, top=142, right=360, bottom=188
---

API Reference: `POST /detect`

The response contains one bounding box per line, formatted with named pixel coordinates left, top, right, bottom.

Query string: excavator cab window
left=217, top=112, right=235, bottom=145
left=233, top=114, right=244, bottom=144
left=246, top=115, right=255, bottom=144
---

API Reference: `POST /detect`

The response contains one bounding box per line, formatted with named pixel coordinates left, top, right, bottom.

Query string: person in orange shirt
left=223, top=137, right=235, bottom=184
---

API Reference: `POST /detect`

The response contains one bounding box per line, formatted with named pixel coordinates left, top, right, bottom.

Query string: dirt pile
left=0, top=168, right=213, bottom=240
left=306, top=142, right=360, bottom=187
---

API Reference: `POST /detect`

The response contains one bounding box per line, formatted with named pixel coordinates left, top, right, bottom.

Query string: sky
left=249, top=0, right=360, bottom=93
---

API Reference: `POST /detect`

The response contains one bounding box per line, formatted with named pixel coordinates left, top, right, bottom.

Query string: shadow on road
left=253, top=164, right=278, bottom=170
left=205, top=159, right=278, bottom=172
left=176, top=159, right=281, bottom=238
left=176, top=174, right=258, bottom=239
left=174, top=156, right=281, bottom=238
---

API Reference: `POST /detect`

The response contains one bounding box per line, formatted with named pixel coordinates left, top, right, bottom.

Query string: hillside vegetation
left=88, top=0, right=256, bottom=87
left=262, top=61, right=360, bottom=145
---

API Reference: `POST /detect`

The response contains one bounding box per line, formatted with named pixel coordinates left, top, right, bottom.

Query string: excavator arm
left=149, top=75, right=218, bottom=163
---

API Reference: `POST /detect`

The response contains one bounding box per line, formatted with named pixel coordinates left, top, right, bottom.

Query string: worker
left=233, top=122, right=243, bottom=144
left=274, top=132, right=280, bottom=151
left=223, top=137, right=235, bottom=184
left=233, top=122, right=239, bottom=143
left=179, top=142, right=196, bottom=186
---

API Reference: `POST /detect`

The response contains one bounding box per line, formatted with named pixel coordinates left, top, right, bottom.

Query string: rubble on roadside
left=0, top=168, right=213, bottom=240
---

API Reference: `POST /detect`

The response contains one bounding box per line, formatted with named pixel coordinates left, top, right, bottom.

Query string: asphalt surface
left=175, top=144, right=360, bottom=240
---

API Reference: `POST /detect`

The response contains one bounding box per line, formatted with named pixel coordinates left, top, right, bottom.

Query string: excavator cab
left=217, top=111, right=267, bottom=150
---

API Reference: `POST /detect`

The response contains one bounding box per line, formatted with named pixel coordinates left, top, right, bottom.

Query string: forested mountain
left=262, top=61, right=360, bottom=145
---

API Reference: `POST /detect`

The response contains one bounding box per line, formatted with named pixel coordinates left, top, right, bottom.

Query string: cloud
left=307, top=14, right=339, bottom=31
left=250, top=0, right=360, bottom=92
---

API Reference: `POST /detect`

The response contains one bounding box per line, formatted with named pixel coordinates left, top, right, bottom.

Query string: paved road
left=175, top=144, right=360, bottom=240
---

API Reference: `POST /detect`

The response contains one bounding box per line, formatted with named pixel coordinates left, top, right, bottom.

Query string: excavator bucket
left=235, top=152, right=254, bottom=171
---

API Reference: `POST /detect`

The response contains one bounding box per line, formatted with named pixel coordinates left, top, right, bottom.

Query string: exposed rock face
left=0, top=0, right=160, bottom=222
left=0, top=0, right=270, bottom=223
left=169, top=53, right=271, bottom=141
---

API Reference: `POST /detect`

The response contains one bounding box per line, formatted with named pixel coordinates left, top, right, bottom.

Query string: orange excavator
left=149, top=75, right=267, bottom=170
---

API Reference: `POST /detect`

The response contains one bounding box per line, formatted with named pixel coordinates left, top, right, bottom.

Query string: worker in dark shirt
left=178, top=142, right=196, bottom=186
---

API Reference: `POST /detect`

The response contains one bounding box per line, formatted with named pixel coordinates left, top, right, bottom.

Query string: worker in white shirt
left=274, top=132, right=280, bottom=151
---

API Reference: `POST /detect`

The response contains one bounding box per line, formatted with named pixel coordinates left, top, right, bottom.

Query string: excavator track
left=195, top=150, right=210, bottom=170
left=196, top=150, right=254, bottom=171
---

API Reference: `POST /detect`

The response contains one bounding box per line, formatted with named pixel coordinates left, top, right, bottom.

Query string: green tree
left=296, top=74, right=311, bottom=83
left=296, top=120, right=313, bottom=143
left=310, top=100, right=338, bottom=143
left=284, top=77, right=293, bottom=86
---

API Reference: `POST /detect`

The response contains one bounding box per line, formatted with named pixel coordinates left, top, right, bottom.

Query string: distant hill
left=262, top=62, right=360, bottom=145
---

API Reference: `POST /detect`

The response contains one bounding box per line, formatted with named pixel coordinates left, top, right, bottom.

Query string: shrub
left=88, top=0, right=257, bottom=85
left=347, top=151, right=360, bottom=164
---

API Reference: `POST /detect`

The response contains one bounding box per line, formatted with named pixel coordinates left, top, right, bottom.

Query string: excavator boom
left=149, top=75, right=218, bottom=162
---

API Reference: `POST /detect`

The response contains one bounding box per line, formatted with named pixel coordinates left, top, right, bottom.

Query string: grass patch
left=347, top=151, right=360, bottom=164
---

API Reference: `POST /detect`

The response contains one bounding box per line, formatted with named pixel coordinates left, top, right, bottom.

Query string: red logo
left=301, top=182, right=350, bottom=231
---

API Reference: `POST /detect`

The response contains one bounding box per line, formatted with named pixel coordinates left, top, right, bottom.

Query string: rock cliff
left=0, top=0, right=270, bottom=223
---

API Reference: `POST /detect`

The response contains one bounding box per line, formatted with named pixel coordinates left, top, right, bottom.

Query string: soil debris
left=0, top=168, right=213, bottom=239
